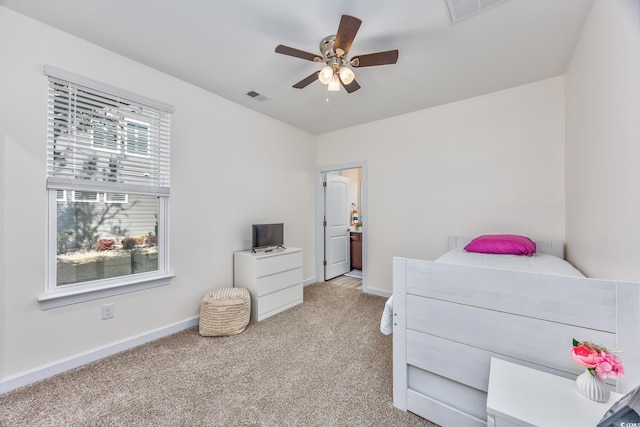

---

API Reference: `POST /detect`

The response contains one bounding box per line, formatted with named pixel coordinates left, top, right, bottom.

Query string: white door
left=324, top=174, right=351, bottom=280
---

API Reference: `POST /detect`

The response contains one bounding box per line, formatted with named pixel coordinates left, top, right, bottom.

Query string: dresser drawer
left=256, top=251, right=302, bottom=277
left=256, top=267, right=302, bottom=296
left=258, top=284, right=303, bottom=318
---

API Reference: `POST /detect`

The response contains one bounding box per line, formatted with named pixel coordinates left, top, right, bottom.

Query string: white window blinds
left=45, top=66, right=172, bottom=195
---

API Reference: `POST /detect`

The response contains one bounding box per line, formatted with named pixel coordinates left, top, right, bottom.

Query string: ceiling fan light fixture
left=328, top=74, right=341, bottom=91
left=275, top=15, right=398, bottom=94
left=318, top=65, right=334, bottom=84
left=338, top=65, right=355, bottom=85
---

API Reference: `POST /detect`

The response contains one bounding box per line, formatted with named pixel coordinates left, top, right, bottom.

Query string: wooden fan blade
left=334, top=15, right=362, bottom=55
left=293, top=71, right=320, bottom=89
left=351, top=49, right=399, bottom=67
left=275, top=45, right=322, bottom=62
left=342, top=79, right=361, bottom=94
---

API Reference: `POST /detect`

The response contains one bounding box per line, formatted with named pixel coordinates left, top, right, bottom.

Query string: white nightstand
left=487, top=358, right=621, bottom=427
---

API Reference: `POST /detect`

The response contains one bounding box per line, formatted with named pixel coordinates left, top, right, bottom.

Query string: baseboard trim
left=363, top=287, right=391, bottom=298
left=0, top=316, right=199, bottom=395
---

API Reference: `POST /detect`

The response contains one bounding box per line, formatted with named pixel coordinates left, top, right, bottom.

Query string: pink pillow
left=464, top=234, right=536, bottom=256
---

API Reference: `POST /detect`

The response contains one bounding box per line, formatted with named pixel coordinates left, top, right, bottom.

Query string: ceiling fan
left=275, top=14, right=399, bottom=93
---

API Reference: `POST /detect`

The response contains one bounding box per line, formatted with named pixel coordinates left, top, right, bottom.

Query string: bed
left=390, top=236, right=640, bottom=427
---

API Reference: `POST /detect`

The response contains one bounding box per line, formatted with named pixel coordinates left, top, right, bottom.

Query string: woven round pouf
left=199, top=287, right=251, bottom=337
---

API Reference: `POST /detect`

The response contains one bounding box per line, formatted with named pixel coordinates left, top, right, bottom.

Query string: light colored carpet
left=0, top=282, right=436, bottom=426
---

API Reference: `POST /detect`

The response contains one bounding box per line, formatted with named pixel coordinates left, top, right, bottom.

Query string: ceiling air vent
left=445, top=0, right=506, bottom=23
left=246, top=91, right=268, bottom=101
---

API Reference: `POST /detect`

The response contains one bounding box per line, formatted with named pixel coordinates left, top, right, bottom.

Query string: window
left=91, top=114, right=120, bottom=152
left=72, top=191, right=99, bottom=202
left=104, top=193, right=129, bottom=204
left=42, top=66, right=173, bottom=309
left=125, top=120, right=150, bottom=156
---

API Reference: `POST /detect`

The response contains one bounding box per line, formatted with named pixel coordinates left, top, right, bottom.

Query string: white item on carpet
left=380, top=295, right=393, bottom=335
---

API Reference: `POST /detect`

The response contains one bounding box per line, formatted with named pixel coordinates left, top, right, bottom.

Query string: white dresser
left=487, top=357, right=620, bottom=427
left=233, top=247, right=303, bottom=321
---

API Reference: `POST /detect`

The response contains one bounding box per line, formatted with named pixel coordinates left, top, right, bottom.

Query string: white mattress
left=435, top=248, right=585, bottom=277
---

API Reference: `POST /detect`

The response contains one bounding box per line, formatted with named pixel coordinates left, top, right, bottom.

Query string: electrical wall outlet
left=102, top=303, right=115, bottom=320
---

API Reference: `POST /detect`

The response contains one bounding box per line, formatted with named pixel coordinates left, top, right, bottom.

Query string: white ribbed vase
left=576, top=369, right=610, bottom=402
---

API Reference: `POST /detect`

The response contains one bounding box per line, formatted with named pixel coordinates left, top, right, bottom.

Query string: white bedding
left=379, top=248, right=584, bottom=334
left=436, top=248, right=584, bottom=277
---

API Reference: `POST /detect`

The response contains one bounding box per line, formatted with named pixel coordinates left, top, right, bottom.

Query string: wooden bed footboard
left=392, top=256, right=640, bottom=427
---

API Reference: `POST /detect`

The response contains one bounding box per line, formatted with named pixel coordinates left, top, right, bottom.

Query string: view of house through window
left=56, top=192, right=159, bottom=286
left=45, top=66, right=171, bottom=294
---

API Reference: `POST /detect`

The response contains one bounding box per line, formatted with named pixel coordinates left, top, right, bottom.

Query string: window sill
left=38, top=273, right=175, bottom=310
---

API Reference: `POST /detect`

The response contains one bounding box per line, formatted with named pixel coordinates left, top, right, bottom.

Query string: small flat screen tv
left=252, top=223, right=284, bottom=250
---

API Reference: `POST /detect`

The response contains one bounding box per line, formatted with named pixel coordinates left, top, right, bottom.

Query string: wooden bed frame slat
left=407, top=331, right=494, bottom=391
left=407, top=297, right=615, bottom=381
left=406, top=259, right=617, bottom=332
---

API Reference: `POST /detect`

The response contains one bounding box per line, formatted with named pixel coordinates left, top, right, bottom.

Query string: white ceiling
left=1, top=0, right=593, bottom=135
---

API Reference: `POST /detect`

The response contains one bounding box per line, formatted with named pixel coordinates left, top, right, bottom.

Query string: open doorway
left=315, top=162, right=367, bottom=292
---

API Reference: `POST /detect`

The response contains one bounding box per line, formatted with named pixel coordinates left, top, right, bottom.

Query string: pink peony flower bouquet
left=570, top=338, right=624, bottom=378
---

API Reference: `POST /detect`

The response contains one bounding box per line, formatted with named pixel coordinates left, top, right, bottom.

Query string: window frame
left=40, top=66, right=174, bottom=310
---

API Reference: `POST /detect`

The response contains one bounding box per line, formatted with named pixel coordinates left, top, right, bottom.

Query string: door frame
left=315, top=161, right=368, bottom=292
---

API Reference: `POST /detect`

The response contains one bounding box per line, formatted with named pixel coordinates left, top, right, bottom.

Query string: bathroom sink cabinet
left=350, top=232, right=362, bottom=270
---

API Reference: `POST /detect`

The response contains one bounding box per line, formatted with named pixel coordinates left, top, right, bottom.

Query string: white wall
left=317, top=77, right=567, bottom=294
left=565, top=0, right=640, bottom=281
left=0, top=8, right=316, bottom=383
